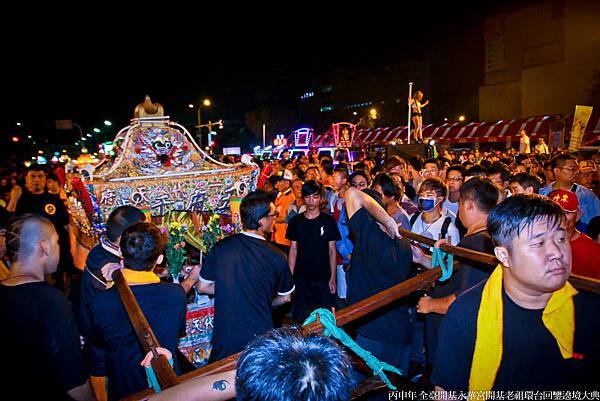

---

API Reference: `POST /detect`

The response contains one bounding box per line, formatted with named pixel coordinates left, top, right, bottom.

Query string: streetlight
left=194, top=98, right=212, bottom=147
left=104, top=120, right=112, bottom=126
left=93, top=128, right=101, bottom=133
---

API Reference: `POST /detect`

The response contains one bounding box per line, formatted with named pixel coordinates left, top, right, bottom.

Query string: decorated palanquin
left=66, top=97, right=256, bottom=366
left=66, top=97, right=258, bottom=243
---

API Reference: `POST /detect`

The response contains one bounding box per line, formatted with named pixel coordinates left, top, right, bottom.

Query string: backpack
left=409, top=212, right=452, bottom=240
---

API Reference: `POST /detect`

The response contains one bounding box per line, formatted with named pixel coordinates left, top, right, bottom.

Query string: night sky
left=1, top=1, right=542, bottom=160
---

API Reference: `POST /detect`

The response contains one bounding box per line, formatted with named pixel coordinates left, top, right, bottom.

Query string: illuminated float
left=67, top=96, right=257, bottom=244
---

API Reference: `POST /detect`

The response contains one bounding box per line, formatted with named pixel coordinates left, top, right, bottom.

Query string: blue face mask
left=418, top=196, right=439, bottom=212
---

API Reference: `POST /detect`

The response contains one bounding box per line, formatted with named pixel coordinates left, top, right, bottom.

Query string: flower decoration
left=165, top=219, right=188, bottom=281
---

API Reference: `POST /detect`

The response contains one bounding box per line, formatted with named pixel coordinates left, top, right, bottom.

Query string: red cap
left=549, top=189, right=579, bottom=213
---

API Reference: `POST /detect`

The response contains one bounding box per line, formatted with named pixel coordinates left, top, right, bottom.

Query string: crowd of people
left=1, top=140, right=600, bottom=400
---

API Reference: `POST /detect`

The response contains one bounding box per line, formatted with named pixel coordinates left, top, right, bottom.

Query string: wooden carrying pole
left=124, top=228, right=600, bottom=400
left=398, top=227, right=600, bottom=294
left=122, top=267, right=442, bottom=401
left=112, top=270, right=179, bottom=390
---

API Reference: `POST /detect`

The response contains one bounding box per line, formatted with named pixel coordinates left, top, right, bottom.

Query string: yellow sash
left=121, top=268, right=160, bottom=285
left=469, top=264, right=577, bottom=394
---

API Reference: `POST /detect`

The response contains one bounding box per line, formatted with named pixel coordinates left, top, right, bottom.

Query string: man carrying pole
left=432, top=194, right=600, bottom=393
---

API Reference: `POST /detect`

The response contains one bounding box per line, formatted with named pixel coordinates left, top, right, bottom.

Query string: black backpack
left=409, top=212, right=452, bottom=240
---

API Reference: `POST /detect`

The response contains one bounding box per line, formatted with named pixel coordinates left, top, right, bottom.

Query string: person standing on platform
left=287, top=180, right=340, bottom=322
left=272, top=169, right=294, bottom=253
left=534, top=138, right=549, bottom=155
left=519, top=129, right=531, bottom=154
left=409, top=90, right=429, bottom=143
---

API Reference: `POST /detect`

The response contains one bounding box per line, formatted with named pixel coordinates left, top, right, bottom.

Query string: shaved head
left=6, top=214, right=57, bottom=264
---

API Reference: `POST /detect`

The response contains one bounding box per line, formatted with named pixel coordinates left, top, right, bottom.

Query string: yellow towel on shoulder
left=469, top=264, right=577, bottom=395
left=122, top=268, right=160, bottom=285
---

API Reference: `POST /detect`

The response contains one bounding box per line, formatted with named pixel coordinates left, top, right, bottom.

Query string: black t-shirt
left=454, top=230, right=495, bottom=295
left=286, top=212, right=341, bottom=282
left=425, top=231, right=496, bottom=363
left=16, top=191, right=70, bottom=228
left=0, top=282, right=88, bottom=400
left=347, top=207, right=413, bottom=345
left=432, top=282, right=600, bottom=391
left=16, top=191, right=73, bottom=266
left=90, top=282, right=186, bottom=401
left=200, top=233, right=294, bottom=361
left=79, top=241, right=121, bottom=376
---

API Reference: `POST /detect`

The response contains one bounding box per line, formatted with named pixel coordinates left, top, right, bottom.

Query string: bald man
left=0, top=214, right=95, bottom=401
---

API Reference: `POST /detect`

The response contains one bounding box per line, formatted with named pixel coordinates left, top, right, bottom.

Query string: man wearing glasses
left=442, top=165, right=466, bottom=216
left=198, top=190, right=294, bottom=362
left=422, top=159, right=441, bottom=179
left=540, top=154, right=600, bottom=231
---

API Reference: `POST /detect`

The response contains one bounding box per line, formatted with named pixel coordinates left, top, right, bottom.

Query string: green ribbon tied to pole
left=303, top=308, right=404, bottom=390
left=432, top=246, right=453, bottom=281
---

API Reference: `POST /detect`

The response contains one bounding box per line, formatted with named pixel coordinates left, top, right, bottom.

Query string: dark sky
left=1, top=1, right=542, bottom=150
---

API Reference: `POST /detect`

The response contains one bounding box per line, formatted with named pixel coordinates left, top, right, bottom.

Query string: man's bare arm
left=149, top=370, right=236, bottom=401
left=344, top=187, right=399, bottom=238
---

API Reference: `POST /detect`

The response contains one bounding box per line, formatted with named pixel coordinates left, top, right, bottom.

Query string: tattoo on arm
left=212, top=380, right=229, bottom=391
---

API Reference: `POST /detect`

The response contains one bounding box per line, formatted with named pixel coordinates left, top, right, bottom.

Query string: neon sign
left=293, top=128, right=313, bottom=147
left=332, top=122, right=356, bottom=148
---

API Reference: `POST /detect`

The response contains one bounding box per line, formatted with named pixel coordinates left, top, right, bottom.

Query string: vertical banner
left=568, top=105, right=593, bottom=152
left=230, top=196, right=242, bottom=228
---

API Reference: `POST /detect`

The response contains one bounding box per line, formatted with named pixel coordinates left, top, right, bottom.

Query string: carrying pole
left=112, top=270, right=179, bottom=390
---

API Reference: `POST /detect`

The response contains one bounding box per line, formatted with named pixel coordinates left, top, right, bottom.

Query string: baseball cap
left=276, top=169, right=293, bottom=181
left=549, top=189, right=579, bottom=213
left=579, top=160, right=597, bottom=174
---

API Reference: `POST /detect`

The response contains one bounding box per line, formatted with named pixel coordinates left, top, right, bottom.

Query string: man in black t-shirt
left=198, top=190, right=294, bottom=362
left=344, top=187, right=413, bottom=374
left=8, top=164, right=73, bottom=291
left=412, top=177, right=499, bottom=365
left=287, top=180, right=340, bottom=323
left=432, top=195, right=600, bottom=392
left=0, top=214, right=94, bottom=401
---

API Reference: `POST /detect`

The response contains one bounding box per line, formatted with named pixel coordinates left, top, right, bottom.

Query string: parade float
left=66, top=96, right=259, bottom=367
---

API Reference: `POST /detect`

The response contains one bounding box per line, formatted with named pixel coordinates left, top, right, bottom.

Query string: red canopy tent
left=334, top=114, right=600, bottom=147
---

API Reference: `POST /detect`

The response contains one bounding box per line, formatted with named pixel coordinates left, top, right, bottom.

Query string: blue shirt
left=540, top=183, right=600, bottom=225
